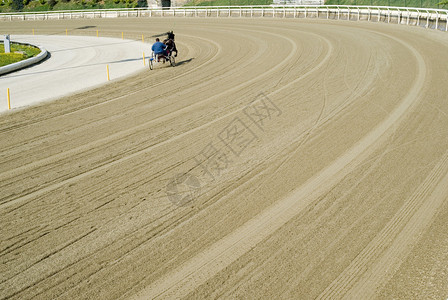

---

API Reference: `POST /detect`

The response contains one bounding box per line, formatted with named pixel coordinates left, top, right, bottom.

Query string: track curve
left=0, top=18, right=447, bottom=300
left=0, top=35, right=149, bottom=112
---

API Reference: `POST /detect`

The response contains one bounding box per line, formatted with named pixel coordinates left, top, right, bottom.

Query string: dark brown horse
left=163, top=38, right=178, bottom=57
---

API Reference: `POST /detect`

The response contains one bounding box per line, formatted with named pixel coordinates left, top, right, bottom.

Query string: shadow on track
left=47, top=26, right=97, bottom=36
left=76, top=26, right=97, bottom=30
left=2, top=56, right=144, bottom=79
left=176, top=58, right=194, bottom=66
left=51, top=40, right=139, bottom=53
left=151, top=32, right=171, bottom=38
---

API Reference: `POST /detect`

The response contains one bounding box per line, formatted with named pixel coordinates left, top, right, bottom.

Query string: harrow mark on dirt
left=0, top=18, right=447, bottom=300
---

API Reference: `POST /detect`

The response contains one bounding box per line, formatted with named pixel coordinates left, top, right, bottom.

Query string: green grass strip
left=0, top=43, right=41, bottom=67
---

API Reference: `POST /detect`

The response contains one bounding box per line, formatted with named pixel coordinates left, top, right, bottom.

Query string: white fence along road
left=0, top=6, right=447, bottom=32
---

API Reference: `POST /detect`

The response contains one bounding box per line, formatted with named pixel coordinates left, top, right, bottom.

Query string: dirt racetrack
left=1, top=17, right=448, bottom=299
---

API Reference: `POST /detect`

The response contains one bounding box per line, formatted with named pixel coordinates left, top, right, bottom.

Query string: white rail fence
left=273, top=0, right=325, bottom=5
left=0, top=5, right=447, bottom=32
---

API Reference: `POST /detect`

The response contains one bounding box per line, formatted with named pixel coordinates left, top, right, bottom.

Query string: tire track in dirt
left=130, top=30, right=426, bottom=300
left=220, top=27, right=437, bottom=299
left=0, top=26, right=332, bottom=299
left=226, top=30, right=382, bottom=224
left=0, top=34, right=220, bottom=133
left=0, top=27, right=267, bottom=167
left=0, top=27, right=303, bottom=210
left=41, top=27, right=388, bottom=298
left=0, top=33, right=218, bottom=152
left=1, top=27, right=271, bottom=182
left=211, top=44, right=390, bottom=298
left=0, top=24, right=305, bottom=298
left=1, top=18, right=445, bottom=300
left=317, top=151, right=448, bottom=299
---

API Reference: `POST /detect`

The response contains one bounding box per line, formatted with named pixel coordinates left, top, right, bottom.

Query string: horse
left=163, top=38, right=178, bottom=57
left=167, top=31, right=175, bottom=40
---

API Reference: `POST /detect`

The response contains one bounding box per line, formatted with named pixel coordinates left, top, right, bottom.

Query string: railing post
left=426, top=10, right=429, bottom=28
left=446, top=12, right=448, bottom=31
left=435, top=11, right=438, bottom=29
left=388, top=8, right=390, bottom=23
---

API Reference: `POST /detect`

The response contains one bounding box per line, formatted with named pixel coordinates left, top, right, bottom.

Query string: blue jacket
left=152, top=42, right=167, bottom=54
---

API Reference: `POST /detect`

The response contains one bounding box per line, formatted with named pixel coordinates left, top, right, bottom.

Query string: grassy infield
left=0, top=43, right=41, bottom=67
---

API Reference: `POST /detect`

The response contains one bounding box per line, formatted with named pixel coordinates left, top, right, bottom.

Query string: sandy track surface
left=0, top=35, right=148, bottom=112
left=0, top=18, right=447, bottom=299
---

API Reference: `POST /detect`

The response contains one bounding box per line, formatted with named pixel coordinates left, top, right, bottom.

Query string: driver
left=152, top=38, right=167, bottom=57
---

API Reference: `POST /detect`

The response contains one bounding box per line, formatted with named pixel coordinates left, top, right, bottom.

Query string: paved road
left=0, top=35, right=148, bottom=112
